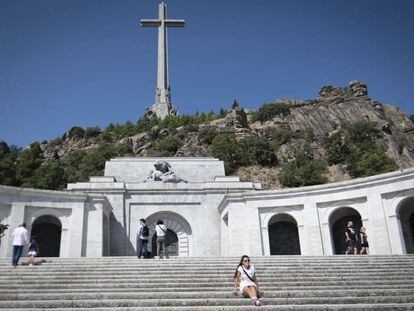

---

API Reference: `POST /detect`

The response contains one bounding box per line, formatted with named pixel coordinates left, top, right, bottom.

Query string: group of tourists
left=136, top=218, right=168, bottom=259
left=344, top=221, right=369, bottom=255
left=9, top=223, right=39, bottom=267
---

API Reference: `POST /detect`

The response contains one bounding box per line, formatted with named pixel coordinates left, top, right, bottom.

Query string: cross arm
left=164, top=19, right=185, bottom=27
left=141, top=19, right=162, bottom=27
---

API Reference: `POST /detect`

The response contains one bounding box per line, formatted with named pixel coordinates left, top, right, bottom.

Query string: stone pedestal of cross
left=141, top=2, right=185, bottom=119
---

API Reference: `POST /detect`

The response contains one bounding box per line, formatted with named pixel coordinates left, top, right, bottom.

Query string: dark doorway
left=268, top=214, right=301, bottom=255
left=151, top=229, right=178, bottom=257
left=399, top=197, right=414, bottom=254
left=330, top=207, right=362, bottom=255
left=31, top=215, right=62, bottom=257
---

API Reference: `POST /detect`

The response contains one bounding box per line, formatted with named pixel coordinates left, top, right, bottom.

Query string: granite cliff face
left=249, top=81, right=413, bottom=169
left=37, top=81, right=414, bottom=189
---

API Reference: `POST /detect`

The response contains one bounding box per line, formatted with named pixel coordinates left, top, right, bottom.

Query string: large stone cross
left=141, top=2, right=185, bottom=119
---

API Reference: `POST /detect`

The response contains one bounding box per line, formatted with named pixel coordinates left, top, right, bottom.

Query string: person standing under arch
left=155, top=220, right=168, bottom=259
left=345, top=221, right=358, bottom=255
left=136, top=218, right=149, bottom=259
left=360, top=227, right=369, bottom=255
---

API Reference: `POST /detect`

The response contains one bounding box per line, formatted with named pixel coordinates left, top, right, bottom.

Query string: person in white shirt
left=232, top=255, right=263, bottom=306
left=155, top=220, right=168, bottom=259
left=11, top=223, right=29, bottom=267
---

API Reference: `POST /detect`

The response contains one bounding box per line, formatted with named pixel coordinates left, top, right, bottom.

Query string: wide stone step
left=2, top=280, right=413, bottom=291
left=2, top=283, right=414, bottom=293
left=1, top=295, right=414, bottom=309
left=2, top=273, right=414, bottom=284
left=2, top=265, right=412, bottom=272
left=7, top=304, right=414, bottom=311
left=3, top=269, right=411, bottom=279
left=1, top=288, right=413, bottom=301
left=2, top=256, right=413, bottom=265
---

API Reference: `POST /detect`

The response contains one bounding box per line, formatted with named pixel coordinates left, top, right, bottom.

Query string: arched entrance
left=268, top=214, right=301, bottom=255
left=329, top=207, right=362, bottom=255
left=397, top=197, right=414, bottom=254
left=31, top=215, right=62, bottom=257
left=145, top=211, right=192, bottom=257
left=151, top=229, right=179, bottom=257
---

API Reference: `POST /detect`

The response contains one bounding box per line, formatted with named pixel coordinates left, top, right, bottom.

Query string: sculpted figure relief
left=144, top=161, right=187, bottom=183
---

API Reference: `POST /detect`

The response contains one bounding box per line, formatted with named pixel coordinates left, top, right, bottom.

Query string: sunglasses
left=243, top=259, right=250, bottom=262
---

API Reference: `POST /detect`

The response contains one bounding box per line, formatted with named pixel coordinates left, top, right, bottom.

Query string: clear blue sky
left=1, top=0, right=413, bottom=147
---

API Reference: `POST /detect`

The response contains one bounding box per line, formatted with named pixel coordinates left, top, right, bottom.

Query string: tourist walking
left=155, top=220, right=168, bottom=259
left=11, top=223, right=29, bottom=267
left=232, top=255, right=263, bottom=306
left=27, top=236, right=39, bottom=266
left=359, top=227, right=369, bottom=255
left=136, top=218, right=149, bottom=259
left=345, top=221, right=358, bottom=255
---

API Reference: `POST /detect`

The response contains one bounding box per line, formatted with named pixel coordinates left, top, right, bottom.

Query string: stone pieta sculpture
left=143, top=161, right=187, bottom=183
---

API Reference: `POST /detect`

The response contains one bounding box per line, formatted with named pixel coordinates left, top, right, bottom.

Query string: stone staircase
left=0, top=256, right=414, bottom=310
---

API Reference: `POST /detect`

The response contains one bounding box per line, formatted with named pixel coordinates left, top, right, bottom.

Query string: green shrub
left=211, top=134, right=250, bottom=174
left=116, top=143, right=134, bottom=156
left=345, top=121, right=382, bottom=150
left=323, top=121, right=398, bottom=177
left=252, top=103, right=291, bottom=122
left=272, top=128, right=315, bottom=146
left=232, top=99, right=239, bottom=109
left=50, top=137, right=62, bottom=146
left=198, top=127, right=219, bottom=145
left=15, top=142, right=44, bottom=185
left=219, top=108, right=227, bottom=118
left=278, top=145, right=327, bottom=187
left=135, top=116, right=160, bottom=133
left=78, top=144, right=117, bottom=180
left=153, top=137, right=183, bottom=156
left=345, top=148, right=398, bottom=178
left=22, top=160, right=66, bottom=190
left=240, top=136, right=277, bottom=166
left=324, top=132, right=350, bottom=165
left=85, top=126, right=101, bottom=138
left=67, top=126, right=85, bottom=139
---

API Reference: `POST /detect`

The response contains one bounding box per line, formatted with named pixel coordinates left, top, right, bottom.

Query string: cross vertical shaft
left=141, top=3, right=185, bottom=119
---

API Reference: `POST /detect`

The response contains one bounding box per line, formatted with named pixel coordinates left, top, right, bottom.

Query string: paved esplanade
left=141, top=2, right=184, bottom=119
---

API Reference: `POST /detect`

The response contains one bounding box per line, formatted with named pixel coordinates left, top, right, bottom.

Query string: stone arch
left=145, top=211, right=192, bottom=257
left=267, top=213, right=301, bottom=255
left=26, top=208, right=69, bottom=231
left=329, top=207, right=362, bottom=255
left=26, top=208, right=69, bottom=257
left=396, top=196, right=414, bottom=254
left=31, top=215, right=62, bottom=257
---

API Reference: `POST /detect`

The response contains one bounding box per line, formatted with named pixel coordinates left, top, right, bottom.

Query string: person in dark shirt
left=359, top=227, right=369, bottom=255
left=345, top=221, right=358, bottom=255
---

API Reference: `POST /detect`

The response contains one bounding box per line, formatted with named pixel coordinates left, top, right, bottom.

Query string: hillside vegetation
left=1, top=81, right=413, bottom=190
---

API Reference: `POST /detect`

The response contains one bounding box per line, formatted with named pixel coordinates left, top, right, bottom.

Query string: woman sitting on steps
left=232, top=255, right=263, bottom=306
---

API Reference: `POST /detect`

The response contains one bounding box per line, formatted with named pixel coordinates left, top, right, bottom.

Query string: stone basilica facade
left=0, top=157, right=413, bottom=258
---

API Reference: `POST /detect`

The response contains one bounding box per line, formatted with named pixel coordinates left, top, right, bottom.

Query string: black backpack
left=142, top=225, right=149, bottom=237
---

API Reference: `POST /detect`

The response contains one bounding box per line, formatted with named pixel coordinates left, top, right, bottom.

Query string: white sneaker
left=251, top=297, right=257, bottom=305
left=29, top=264, right=33, bottom=266
left=255, top=300, right=262, bottom=306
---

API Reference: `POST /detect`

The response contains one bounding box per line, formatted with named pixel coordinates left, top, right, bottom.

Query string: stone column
left=303, top=199, right=325, bottom=255
left=366, top=190, right=392, bottom=255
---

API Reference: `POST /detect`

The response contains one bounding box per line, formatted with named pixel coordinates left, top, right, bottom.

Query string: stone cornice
left=217, top=167, right=414, bottom=214
left=0, top=184, right=93, bottom=202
